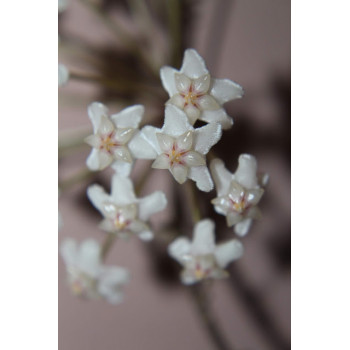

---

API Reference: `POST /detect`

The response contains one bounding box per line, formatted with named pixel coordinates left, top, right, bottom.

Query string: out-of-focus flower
left=168, top=219, right=243, bottom=285
left=210, top=155, right=268, bottom=236
left=85, top=102, right=155, bottom=173
left=58, top=189, right=63, bottom=231
left=58, top=0, right=68, bottom=13
left=58, top=63, right=69, bottom=87
left=87, top=174, right=167, bottom=241
left=141, top=105, right=222, bottom=192
left=60, top=239, right=129, bottom=304
left=160, top=49, right=243, bottom=129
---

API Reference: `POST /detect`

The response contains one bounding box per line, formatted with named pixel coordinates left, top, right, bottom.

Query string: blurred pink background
left=58, top=1, right=290, bottom=349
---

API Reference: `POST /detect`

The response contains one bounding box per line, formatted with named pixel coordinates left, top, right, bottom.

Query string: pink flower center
left=180, top=84, right=204, bottom=108
left=100, top=132, right=119, bottom=154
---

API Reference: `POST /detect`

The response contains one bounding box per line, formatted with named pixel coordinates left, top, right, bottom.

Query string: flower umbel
left=60, top=239, right=129, bottom=304
left=160, top=49, right=243, bottom=129
left=87, top=174, right=167, bottom=241
left=168, top=219, right=243, bottom=284
left=210, top=155, right=268, bottom=236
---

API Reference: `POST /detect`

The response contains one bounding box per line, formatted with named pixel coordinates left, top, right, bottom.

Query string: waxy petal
left=138, top=191, right=167, bottom=221
left=192, top=219, right=215, bottom=255
left=138, top=230, right=154, bottom=241
left=176, top=130, right=193, bottom=151
left=180, top=49, right=209, bottom=79
left=113, top=146, right=132, bottom=163
left=234, top=218, right=252, bottom=237
left=193, top=74, right=211, bottom=94
left=168, top=94, right=185, bottom=109
left=111, top=160, right=133, bottom=177
left=84, top=134, right=100, bottom=148
left=114, top=128, right=135, bottom=145
left=156, top=133, right=175, bottom=152
left=183, top=151, right=206, bottom=167
left=77, top=239, right=101, bottom=277
left=110, top=175, right=137, bottom=205
left=152, top=154, right=170, bottom=169
left=128, top=131, right=158, bottom=159
left=60, top=239, right=78, bottom=266
left=175, top=73, right=191, bottom=93
left=170, top=164, right=188, bottom=184
left=226, top=211, right=242, bottom=226
left=87, top=184, right=111, bottom=214
left=210, top=158, right=233, bottom=196
left=110, top=105, right=144, bottom=129
left=234, top=154, right=258, bottom=189
left=140, top=126, right=162, bottom=154
left=210, top=78, right=244, bottom=104
left=193, top=122, right=222, bottom=155
left=188, top=166, right=213, bottom=192
left=201, top=109, right=233, bottom=130
left=246, top=188, right=264, bottom=206
left=88, top=102, right=109, bottom=133
left=160, top=66, right=178, bottom=96
left=168, top=237, right=192, bottom=264
left=197, top=95, right=220, bottom=111
left=98, top=115, right=115, bottom=135
left=184, top=104, right=200, bottom=125
left=162, top=105, right=193, bottom=137
left=214, top=240, right=244, bottom=268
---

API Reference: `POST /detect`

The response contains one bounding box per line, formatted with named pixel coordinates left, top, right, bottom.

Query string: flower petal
left=214, top=239, right=244, bottom=268
left=168, top=94, right=185, bottom=109
left=111, top=160, right=133, bottom=177
left=152, top=154, right=170, bottom=169
left=168, top=237, right=192, bottom=264
left=128, top=131, right=158, bottom=159
left=246, top=188, right=264, bottom=206
left=114, top=128, right=135, bottom=145
left=177, top=130, right=193, bottom=150
left=210, top=78, right=244, bottom=104
left=210, top=158, right=233, bottom=196
left=184, top=104, right=200, bottom=125
left=170, top=164, right=188, bottom=184
left=197, top=95, right=220, bottom=111
left=234, top=218, right=252, bottom=236
left=234, top=154, right=258, bottom=189
left=110, top=174, right=136, bottom=205
left=156, top=133, right=175, bottom=152
left=180, top=49, right=209, bottom=79
left=193, top=74, right=211, bottom=94
left=174, top=73, right=191, bottom=93
left=160, top=66, right=178, bottom=96
left=188, top=166, right=213, bottom=192
left=138, top=191, right=167, bottom=221
left=58, top=63, right=69, bottom=87
left=193, top=122, right=222, bottom=155
left=201, top=109, right=233, bottom=130
left=191, top=219, right=215, bottom=255
left=113, top=146, right=133, bottom=163
left=98, top=115, right=115, bottom=135
left=226, top=211, right=242, bottom=226
left=78, top=239, right=101, bottom=277
left=162, top=105, right=193, bottom=137
left=138, top=230, right=154, bottom=241
left=86, top=148, right=112, bottom=171
left=110, top=105, right=144, bottom=129
left=87, top=184, right=110, bottom=214
left=88, top=102, right=109, bottom=133
left=140, top=126, right=162, bottom=154
left=60, top=238, right=77, bottom=266
left=84, top=134, right=100, bottom=148
left=183, top=151, right=206, bottom=167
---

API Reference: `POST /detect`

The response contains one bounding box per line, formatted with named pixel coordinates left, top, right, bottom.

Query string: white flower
left=58, top=0, right=68, bottom=13
left=168, top=219, right=243, bottom=285
left=141, top=105, right=222, bottom=192
left=60, top=239, right=129, bottom=304
left=160, top=48, right=243, bottom=129
left=58, top=63, right=69, bottom=87
left=87, top=174, right=167, bottom=241
left=58, top=189, right=63, bottom=231
left=85, top=102, right=156, bottom=173
left=210, top=155, right=268, bottom=237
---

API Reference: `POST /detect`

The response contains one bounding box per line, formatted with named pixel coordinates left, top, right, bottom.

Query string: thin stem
left=190, top=284, right=233, bottom=350
left=185, top=181, right=201, bottom=224
left=101, top=232, right=117, bottom=260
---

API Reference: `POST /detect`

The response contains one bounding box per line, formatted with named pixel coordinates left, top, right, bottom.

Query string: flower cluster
left=60, top=48, right=268, bottom=301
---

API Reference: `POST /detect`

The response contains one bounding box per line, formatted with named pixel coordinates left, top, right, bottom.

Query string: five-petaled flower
left=141, top=104, right=222, bottom=192
left=160, top=48, right=243, bottom=129
left=85, top=102, right=155, bottom=173
left=87, top=174, right=167, bottom=241
left=168, top=219, right=243, bottom=285
left=60, top=238, right=129, bottom=304
left=210, top=154, right=268, bottom=236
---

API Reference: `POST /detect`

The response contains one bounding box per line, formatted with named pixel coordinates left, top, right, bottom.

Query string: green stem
left=101, top=232, right=117, bottom=260
left=185, top=181, right=201, bottom=224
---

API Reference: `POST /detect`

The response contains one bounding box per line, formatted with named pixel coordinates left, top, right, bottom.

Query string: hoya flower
left=85, top=102, right=155, bottom=173
left=87, top=174, right=167, bottom=241
left=168, top=219, right=243, bottom=285
left=58, top=63, right=69, bottom=87
left=60, top=238, right=129, bottom=304
left=160, top=48, right=243, bottom=129
left=141, top=105, right=222, bottom=192
left=210, top=155, right=268, bottom=236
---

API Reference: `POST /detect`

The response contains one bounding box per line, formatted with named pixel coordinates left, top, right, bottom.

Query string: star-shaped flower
left=141, top=105, right=222, bottom=192
left=85, top=102, right=156, bottom=173
left=210, top=155, right=268, bottom=236
left=160, top=49, right=243, bottom=129
left=168, top=219, right=243, bottom=285
left=60, top=238, right=129, bottom=304
left=87, top=174, right=167, bottom=241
